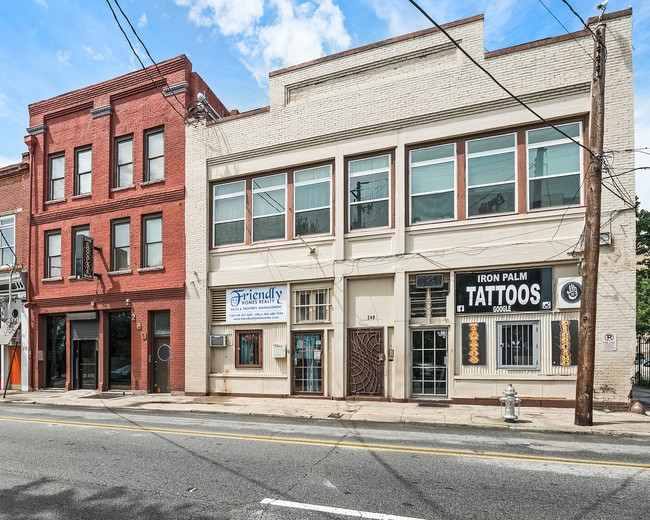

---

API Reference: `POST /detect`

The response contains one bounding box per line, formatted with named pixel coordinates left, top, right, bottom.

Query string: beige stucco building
left=185, top=10, right=635, bottom=407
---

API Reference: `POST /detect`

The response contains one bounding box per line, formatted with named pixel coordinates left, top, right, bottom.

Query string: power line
left=405, top=0, right=595, bottom=159
left=537, top=0, right=596, bottom=63
left=560, top=0, right=598, bottom=39
left=104, top=0, right=186, bottom=122
left=112, top=0, right=187, bottom=111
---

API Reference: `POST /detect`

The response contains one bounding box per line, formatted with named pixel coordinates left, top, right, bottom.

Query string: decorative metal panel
left=347, top=328, right=384, bottom=396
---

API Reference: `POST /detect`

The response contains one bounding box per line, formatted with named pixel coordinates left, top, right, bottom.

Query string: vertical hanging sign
left=81, top=236, right=94, bottom=280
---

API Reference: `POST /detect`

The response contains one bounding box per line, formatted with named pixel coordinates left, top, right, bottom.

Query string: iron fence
left=636, top=336, right=650, bottom=387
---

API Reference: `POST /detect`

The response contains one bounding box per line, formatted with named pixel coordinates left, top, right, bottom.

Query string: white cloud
left=56, top=50, right=71, bottom=65
left=34, top=0, right=48, bottom=8
left=138, top=12, right=148, bottom=29
left=178, top=0, right=351, bottom=85
left=175, top=0, right=264, bottom=35
left=82, top=45, right=113, bottom=61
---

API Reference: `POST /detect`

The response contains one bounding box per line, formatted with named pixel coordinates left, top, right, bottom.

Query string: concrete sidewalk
left=2, top=389, right=649, bottom=437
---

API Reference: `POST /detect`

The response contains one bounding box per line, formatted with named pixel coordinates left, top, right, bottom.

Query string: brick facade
left=25, top=56, right=225, bottom=393
left=185, top=11, right=635, bottom=406
left=0, top=154, right=30, bottom=390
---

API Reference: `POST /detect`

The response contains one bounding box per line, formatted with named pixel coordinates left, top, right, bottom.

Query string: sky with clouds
left=0, top=0, right=648, bottom=205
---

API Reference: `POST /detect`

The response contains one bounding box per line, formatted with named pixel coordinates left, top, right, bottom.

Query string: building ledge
left=108, top=269, right=133, bottom=276
left=140, top=178, right=165, bottom=188
left=45, top=198, right=67, bottom=206
left=110, top=184, right=136, bottom=193
left=42, top=276, right=63, bottom=283
left=137, top=266, right=165, bottom=273
left=71, top=193, right=92, bottom=201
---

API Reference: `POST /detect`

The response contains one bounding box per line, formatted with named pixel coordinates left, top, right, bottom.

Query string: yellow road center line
left=1, top=414, right=648, bottom=470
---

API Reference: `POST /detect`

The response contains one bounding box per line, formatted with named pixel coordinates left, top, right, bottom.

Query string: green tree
left=637, top=204, right=650, bottom=333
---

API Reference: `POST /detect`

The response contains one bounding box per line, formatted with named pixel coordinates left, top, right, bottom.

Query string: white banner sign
left=226, top=285, right=288, bottom=323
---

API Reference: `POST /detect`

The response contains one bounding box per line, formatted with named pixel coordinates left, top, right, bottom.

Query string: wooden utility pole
left=575, top=23, right=606, bottom=427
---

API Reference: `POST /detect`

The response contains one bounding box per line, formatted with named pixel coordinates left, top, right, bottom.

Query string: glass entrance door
left=292, top=333, right=323, bottom=394
left=73, top=339, right=98, bottom=390
left=411, top=329, right=447, bottom=397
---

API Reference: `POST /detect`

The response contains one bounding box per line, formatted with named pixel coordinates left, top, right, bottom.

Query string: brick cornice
left=32, top=186, right=185, bottom=225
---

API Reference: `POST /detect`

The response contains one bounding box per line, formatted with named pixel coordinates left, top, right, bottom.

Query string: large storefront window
left=45, top=315, right=66, bottom=388
left=109, top=311, right=132, bottom=389
left=293, top=333, right=323, bottom=394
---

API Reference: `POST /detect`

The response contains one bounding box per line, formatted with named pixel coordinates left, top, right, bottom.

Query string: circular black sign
left=157, top=344, right=171, bottom=362
left=561, top=281, right=582, bottom=304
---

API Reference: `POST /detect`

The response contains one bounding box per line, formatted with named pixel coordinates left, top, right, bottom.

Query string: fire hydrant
left=499, top=384, right=521, bottom=422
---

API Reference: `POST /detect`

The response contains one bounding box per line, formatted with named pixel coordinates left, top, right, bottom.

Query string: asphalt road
left=0, top=403, right=648, bottom=520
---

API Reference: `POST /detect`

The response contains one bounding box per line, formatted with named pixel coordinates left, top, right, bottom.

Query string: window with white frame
left=213, top=180, right=246, bottom=247
left=294, top=165, right=331, bottom=237
left=252, top=173, right=286, bottom=242
left=49, top=154, right=65, bottom=201
left=111, top=219, right=130, bottom=271
left=72, top=225, right=90, bottom=277
left=115, top=135, right=134, bottom=188
left=466, top=134, right=516, bottom=217
left=409, top=143, right=455, bottom=223
left=145, top=128, right=164, bottom=181
left=74, top=146, right=92, bottom=195
left=0, top=215, right=15, bottom=266
left=45, top=230, right=62, bottom=278
left=293, top=288, right=331, bottom=323
left=527, top=122, right=582, bottom=210
left=348, top=154, right=390, bottom=231
left=497, top=321, right=540, bottom=369
left=142, top=214, right=162, bottom=267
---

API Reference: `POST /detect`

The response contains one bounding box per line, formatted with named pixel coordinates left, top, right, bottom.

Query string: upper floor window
left=72, top=225, right=90, bottom=277
left=0, top=215, right=15, bottom=266
left=45, top=230, right=61, bottom=278
left=348, top=154, right=390, bottom=231
left=213, top=180, right=246, bottom=247
left=252, top=173, right=286, bottom=242
left=48, top=154, right=65, bottom=201
left=409, top=144, right=455, bottom=224
left=145, top=128, right=164, bottom=181
left=466, top=134, right=516, bottom=217
left=294, top=165, right=331, bottom=237
left=293, top=288, right=331, bottom=323
left=111, top=219, right=130, bottom=271
left=527, top=122, right=582, bottom=210
left=115, top=135, right=134, bottom=187
left=142, top=214, right=162, bottom=267
left=74, top=147, right=92, bottom=196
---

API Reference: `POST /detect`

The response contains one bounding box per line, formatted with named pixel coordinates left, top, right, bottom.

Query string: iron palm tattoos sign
left=455, top=268, right=552, bottom=314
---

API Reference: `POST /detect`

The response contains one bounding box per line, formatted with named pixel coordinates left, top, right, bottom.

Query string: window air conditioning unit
left=209, top=334, right=228, bottom=348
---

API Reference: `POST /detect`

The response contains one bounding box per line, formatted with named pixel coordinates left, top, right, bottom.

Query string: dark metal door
left=636, top=336, right=650, bottom=387
left=73, top=340, right=97, bottom=390
left=152, top=338, right=170, bottom=393
left=347, top=328, right=384, bottom=396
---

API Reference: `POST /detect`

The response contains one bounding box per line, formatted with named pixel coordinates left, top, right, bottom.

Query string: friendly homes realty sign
left=226, top=285, right=288, bottom=323
left=456, top=268, right=552, bottom=314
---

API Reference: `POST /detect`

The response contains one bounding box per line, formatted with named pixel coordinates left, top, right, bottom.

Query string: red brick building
left=25, top=56, right=225, bottom=393
left=0, top=154, right=30, bottom=391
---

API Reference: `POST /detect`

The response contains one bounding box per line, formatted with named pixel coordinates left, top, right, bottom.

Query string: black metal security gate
left=636, top=336, right=650, bottom=387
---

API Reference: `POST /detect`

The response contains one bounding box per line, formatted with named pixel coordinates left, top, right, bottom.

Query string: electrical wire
left=537, top=0, right=596, bottom=63
left=405, top=0, right=596, bottom=159
left=560, top=0, right=598, bottom=39
left=112, top=0, right=187, bottom=111
left=104, top=0, right=186, bottom=122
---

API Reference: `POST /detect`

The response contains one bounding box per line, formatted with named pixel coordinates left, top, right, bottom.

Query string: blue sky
left=1, top=0, right=648, bottom=204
